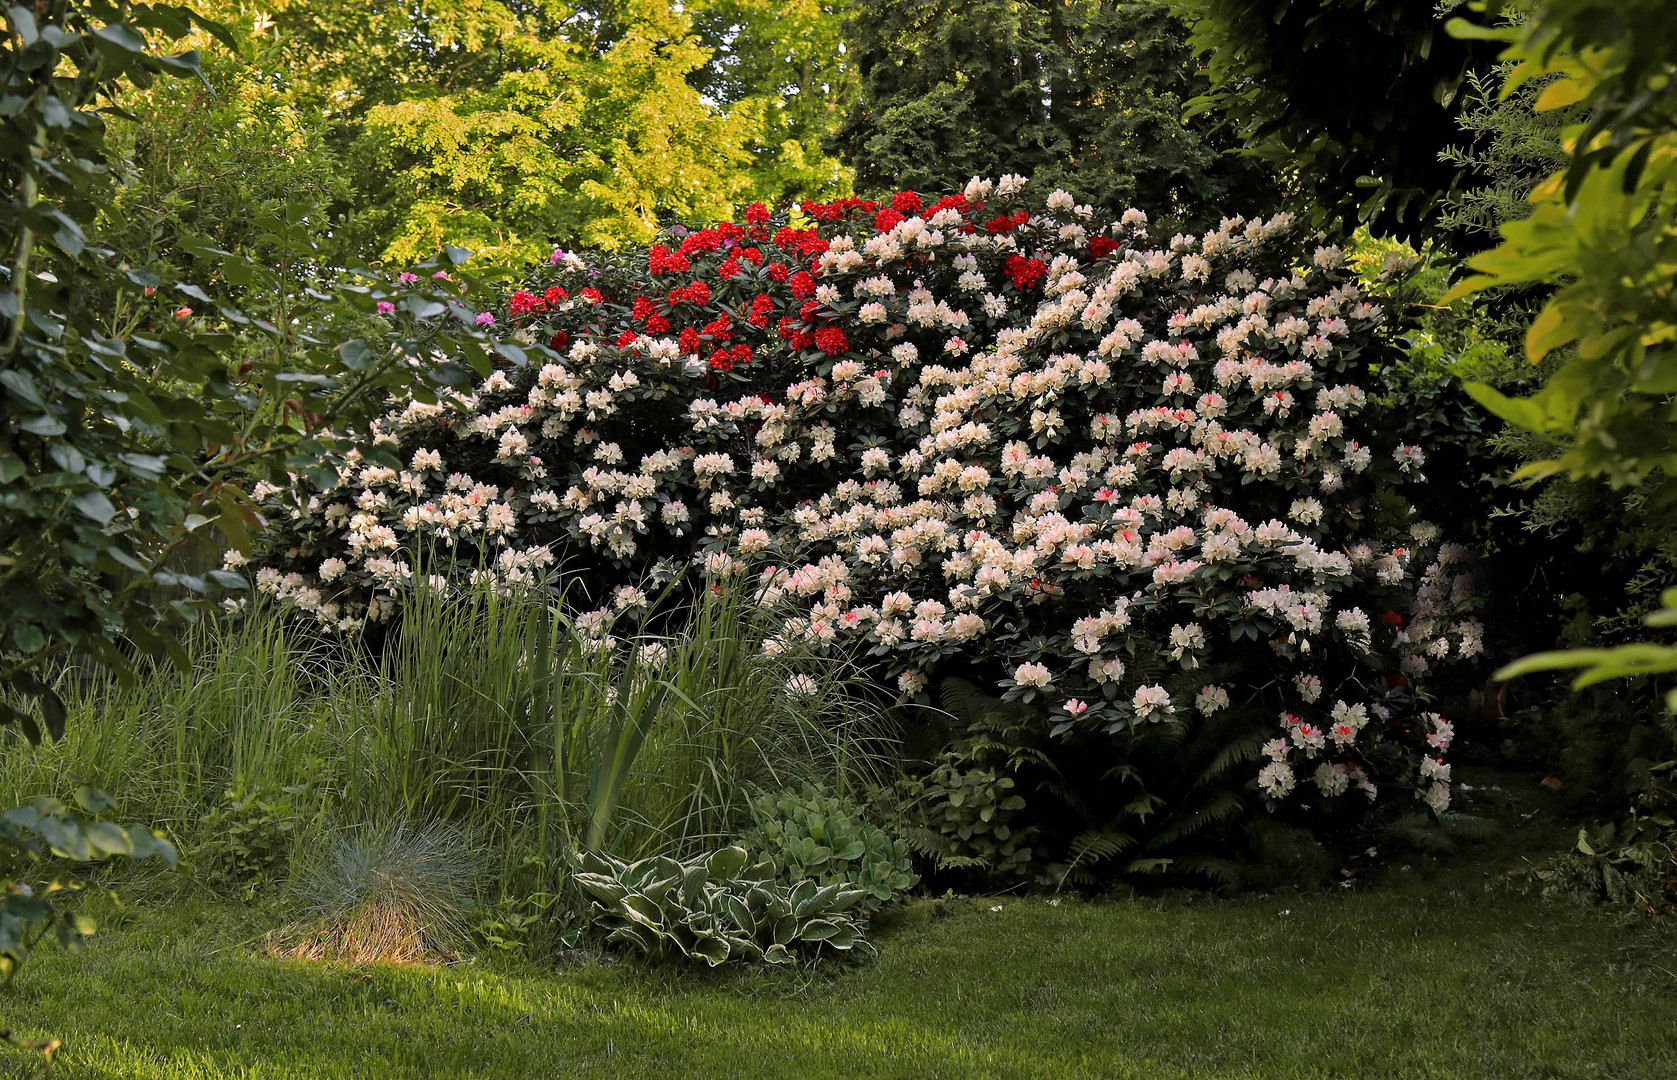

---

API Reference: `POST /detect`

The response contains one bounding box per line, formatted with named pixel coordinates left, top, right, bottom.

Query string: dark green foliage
left=0, top=787, right=177, bottom=986
left=569, top=845, right=876, bottom=966
left=1499, top=674, right=1677, bottom=812
left=744, top=786, right=918, bottom=910
left=1446, top=0, right=1677, bottom=708
left=882, top=677, right=1041, bottom=880
left=1173, top=0, right=1506, bottom=241
left=898, top=667, right=1453, bottom=892
left=890, top=758, right=1037, bottom=879
left=0, top=1, right=507, bottom=738
left=1508, top=762, right=1677, bottom=914
left=833, top=0, right=1276, bottom=229
left=195, top=779, right=311, bottom=894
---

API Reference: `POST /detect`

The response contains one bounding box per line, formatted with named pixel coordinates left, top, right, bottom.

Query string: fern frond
left=1379, top=813, right=1458, bottom=854
left=1196, top=735, right=1265, bottom=788
left=1149, top=790, right=1244, bottom=847
left=1067, top=827, right=1135, bottom=865
left=1172, top=854, right=1245, bottom=891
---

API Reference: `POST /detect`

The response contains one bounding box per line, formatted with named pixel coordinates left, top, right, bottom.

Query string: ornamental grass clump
left=273, top=818, right=480, bottom=965
left=249, top=175, right=1483, bottom=873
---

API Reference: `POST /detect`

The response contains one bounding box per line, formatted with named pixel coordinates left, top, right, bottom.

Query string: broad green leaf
left=92, top=23, right=147, bottom=52
left=70, top=490, right=117, bottom=523
left=83, top=821, right=135, bottom=857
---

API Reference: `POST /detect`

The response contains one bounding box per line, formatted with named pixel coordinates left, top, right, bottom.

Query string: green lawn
left=3, top=867, right=1672, bottom=1080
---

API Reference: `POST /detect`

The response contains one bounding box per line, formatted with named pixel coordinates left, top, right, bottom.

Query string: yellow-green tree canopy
left=150, top=1, right=856, bottom=266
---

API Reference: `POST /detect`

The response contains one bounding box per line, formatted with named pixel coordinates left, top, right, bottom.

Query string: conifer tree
left=832, top=0, right=1274, bottom=229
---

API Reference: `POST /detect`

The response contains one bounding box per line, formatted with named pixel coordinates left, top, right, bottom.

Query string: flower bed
left=251, top=175, right=1480, bottom=822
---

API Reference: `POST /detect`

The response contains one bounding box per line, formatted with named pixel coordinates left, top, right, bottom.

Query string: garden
left=2, top=0, right=1675, bottom=1075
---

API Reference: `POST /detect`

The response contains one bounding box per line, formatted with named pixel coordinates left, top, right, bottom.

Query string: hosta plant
left=569, top=845, right=874, bottom=966
left=744, top=786, right=918, bottom=909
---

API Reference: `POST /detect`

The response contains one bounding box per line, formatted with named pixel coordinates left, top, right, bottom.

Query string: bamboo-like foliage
left=0, top=577, right=890, bottom=904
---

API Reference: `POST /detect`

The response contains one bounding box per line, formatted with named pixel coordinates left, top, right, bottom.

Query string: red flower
left=683, top=280, right=712, bottom=306
left=891, top=190, right=922, bottom=215
left=812, top=326, right=849, bottom=355
left=1383, top=610, right=1404, bottom=628
left=614, top=330, right=638, bottom=349
left=719, top=255, right=742, bottom=278
left=1088, top=236, right=1120, bottom=259
left=678, top=326, right=702, bottom=354
left=646, top=313, right=671, bottom=334
left=631, top=295, right=657, bottom=322
left=748, top=292, right=774, bottom=328
left=740, top=246, right=763, bottom=265
left=777, top=316, right=813, bottom=349
left=679, top=229, right=722, bottom=256
left=1003, top=254, right=1048, bottom=291
left=984, top=214, right=1013, bottom=234
left=929, top=193, right=969, bottom=215
left=548, top=330, right=570, bottom=352
left=580, top=287, right=603, bottom=304
left=649, top=244, right=690, bottom=274
left=702, top=314, right=733, bottom=342
left=508, top=289, right=541, bottom=315
left=744, top=201, right=771, bottom=224
left=707, top=353, right=734, bottom=372
left=767, top=262, right=790, bottom=283
left=874, top=209, right=904, bottom=232
left=543, top=286, right=567, bottom=306
left=1386, top=673, right=1409, bottom=687
left=788, top=271, right=816, bottom=300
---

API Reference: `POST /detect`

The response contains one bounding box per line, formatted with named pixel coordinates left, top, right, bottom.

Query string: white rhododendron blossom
left=250, top=179, right=1480, bottom=820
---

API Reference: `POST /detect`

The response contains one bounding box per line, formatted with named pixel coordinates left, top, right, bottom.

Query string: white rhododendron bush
left=250, top=176, right=1480, bottom=834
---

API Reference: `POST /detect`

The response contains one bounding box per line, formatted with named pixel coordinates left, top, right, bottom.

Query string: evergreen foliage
left=832, top=0, right=1275, bottom=229
left=1172, top=0, right=1506, bottom=241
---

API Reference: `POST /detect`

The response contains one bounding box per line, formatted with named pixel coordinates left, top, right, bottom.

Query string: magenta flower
left=475, top=312, right=495, bottom=326
left=397, top=272, right=419, bottom=284
left=376, top=301, right=396, bottom=315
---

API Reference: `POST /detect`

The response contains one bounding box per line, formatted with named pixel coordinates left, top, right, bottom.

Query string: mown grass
left=2, top=867, right=1672, bottom=1080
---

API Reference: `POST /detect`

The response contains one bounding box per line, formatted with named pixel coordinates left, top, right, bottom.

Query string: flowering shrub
left=251, top=176, right=1480, bottom=848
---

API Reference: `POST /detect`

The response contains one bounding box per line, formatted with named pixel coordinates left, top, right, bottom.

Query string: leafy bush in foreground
left=745, top=787, right=918, bottom=910
left=251, top=177, right=1482, bottom=872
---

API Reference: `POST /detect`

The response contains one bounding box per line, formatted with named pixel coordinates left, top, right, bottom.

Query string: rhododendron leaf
left=336, top=339, right=371, bottom=370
